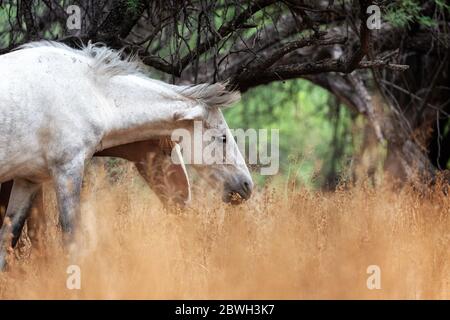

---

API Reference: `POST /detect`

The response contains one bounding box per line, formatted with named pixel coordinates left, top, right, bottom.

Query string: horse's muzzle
left=223, top=177, right=253, bottom=205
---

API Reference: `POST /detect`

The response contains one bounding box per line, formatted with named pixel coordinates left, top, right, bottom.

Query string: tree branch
left=142, top=0, right=278, bottom=76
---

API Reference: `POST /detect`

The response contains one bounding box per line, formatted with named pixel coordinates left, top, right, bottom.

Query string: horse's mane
left=18, top=40, right=240, bottom=108
left=18, top=40, right=143, bottom=78
left=173, top=82, right=241, bottom=109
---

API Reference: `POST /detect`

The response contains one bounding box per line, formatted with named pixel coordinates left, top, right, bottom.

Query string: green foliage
left=126, top=0, right=140, bottom=13
left=435, top=0, right=450, bottom=11
left=0, top=4, right=16, bottom=46
left=385, top=0, right=441, bottom=28
left=223, top=80, right=356, bottom=188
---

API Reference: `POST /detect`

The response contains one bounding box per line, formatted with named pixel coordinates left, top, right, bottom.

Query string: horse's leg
left=0, top=180, right=14, bottom=228
left=27, top=187, right=44, bottom=252
left=0, top=179, right=40, bottom=270
left=50, top=157, right=84, bottom=253
left=0, top=182, right=44, bottom=252
left=0, top=182, right=40, bottom=256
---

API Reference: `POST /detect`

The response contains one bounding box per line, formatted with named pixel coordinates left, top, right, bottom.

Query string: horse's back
left=0, top=46, right=92, bottom=97
left=0, top=45, right=90, bottom=71
left=0, top=45, right=104, bottom=181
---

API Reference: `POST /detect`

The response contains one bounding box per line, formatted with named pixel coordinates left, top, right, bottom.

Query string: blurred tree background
left=224, top=80, right=359, bottom=189
left=1, top=0, right=449, bottom=190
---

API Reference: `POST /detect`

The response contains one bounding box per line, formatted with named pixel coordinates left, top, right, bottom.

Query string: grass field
left=1, top=161, right=449, bottom=299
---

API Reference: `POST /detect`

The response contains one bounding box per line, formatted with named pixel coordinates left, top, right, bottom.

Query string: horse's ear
left=173, top=105, right=206, bottom=122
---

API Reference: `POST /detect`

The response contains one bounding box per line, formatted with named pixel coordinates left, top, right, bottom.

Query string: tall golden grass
left=0, top=160, right=449, bottom=299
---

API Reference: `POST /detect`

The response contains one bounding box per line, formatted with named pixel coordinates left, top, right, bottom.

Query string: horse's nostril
left=241, top=181, right=252, bottom=198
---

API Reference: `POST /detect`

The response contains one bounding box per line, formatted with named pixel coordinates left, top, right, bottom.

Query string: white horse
left=0, top=41, right=253, bottom=269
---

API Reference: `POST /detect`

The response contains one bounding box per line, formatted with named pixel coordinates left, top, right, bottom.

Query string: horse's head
left=172, top=83, right=253, bottom=204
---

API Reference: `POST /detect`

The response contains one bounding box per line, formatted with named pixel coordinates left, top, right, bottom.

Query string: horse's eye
left=220, top=134, right=227, bottom=143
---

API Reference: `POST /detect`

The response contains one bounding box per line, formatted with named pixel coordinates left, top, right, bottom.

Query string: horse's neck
left=98, top=75, right=190, bottom=151
left=94, top=140, right=160, bottom=161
